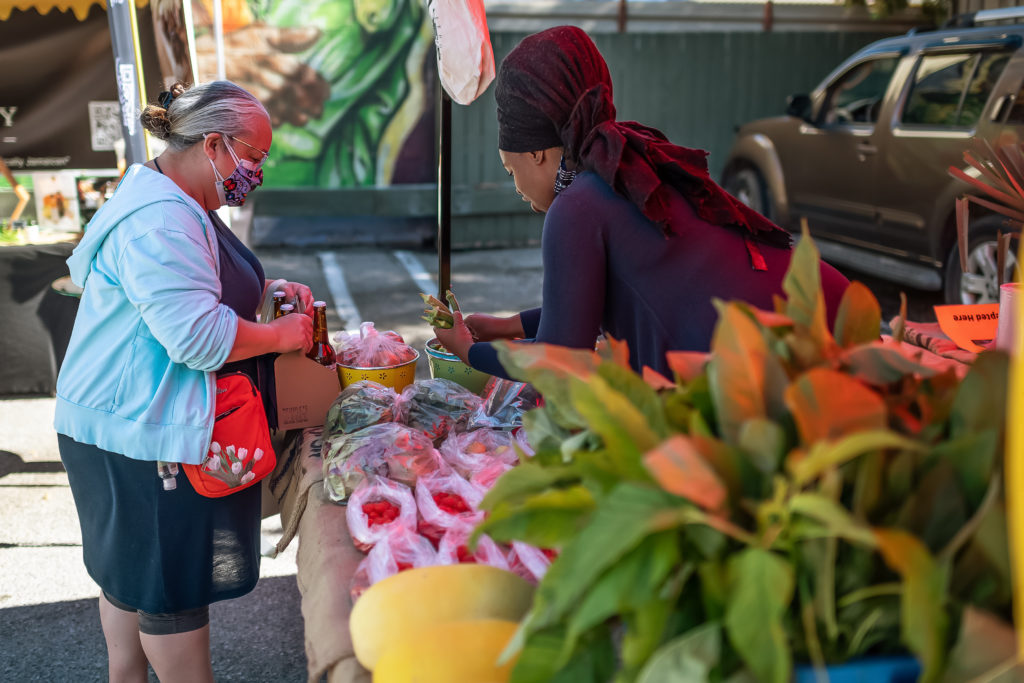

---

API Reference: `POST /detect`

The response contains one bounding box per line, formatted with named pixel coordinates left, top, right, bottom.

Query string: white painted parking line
left=393, top=250, right=436, bottom=297
left=318, top=251, right=362, bottom=328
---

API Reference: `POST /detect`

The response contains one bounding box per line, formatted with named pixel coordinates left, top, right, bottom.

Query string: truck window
left=821, top=57, right=899, bottom=126
left=902, top=52, right=1010, bottom=127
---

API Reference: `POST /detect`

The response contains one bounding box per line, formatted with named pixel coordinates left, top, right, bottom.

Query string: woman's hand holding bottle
left=272, top=311, right=313, bottom=354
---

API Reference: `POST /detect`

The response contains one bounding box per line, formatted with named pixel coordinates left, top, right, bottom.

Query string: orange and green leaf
left=784, top=225, right=834, bottom=355
left=643, top=434, right=727, bottom=512
left=874, top=528, right=949, bottom=682
left=708, top=303, right=771, bottom=444
left=665, top=351, right=709, bottom=384
left=833, top=281, right=881, bottom=348
left=784, top=368, right=886, bottom=445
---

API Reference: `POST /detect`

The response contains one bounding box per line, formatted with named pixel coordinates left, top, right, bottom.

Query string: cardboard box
left=274, top=351, right=342, bottom=430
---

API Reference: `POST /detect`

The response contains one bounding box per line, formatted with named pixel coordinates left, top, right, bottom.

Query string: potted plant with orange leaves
left=470, top=229, right=1016, bottom=682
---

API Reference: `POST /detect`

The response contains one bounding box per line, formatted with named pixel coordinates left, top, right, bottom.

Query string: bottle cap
left=280, top=303, right=295, bottom=313
left=273, top=290, right=286, bottom=298
left=313, top=300, right=326, bottom=308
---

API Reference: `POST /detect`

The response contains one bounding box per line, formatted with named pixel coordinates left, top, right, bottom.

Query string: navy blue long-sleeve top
left=468, top=171, right=850, bottom=379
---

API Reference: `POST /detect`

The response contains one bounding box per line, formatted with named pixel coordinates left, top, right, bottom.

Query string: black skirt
left=58, top=434, right=261, bottom=614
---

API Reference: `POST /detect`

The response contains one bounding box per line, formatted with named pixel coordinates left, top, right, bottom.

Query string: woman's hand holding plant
left=433, top=311, right=475, bottom=364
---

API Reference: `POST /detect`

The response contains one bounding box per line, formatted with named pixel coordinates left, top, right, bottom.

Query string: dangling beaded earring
left=554, top=156, right=577, bottom=196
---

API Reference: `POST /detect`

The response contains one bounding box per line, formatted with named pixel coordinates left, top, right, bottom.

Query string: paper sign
left=933, top=304, right=1000, bottom=353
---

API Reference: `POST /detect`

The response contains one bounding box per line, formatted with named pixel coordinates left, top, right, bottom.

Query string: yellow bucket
left=336, top=349, right=420, bottom=393
left=424, top=338, right=492, bottom=395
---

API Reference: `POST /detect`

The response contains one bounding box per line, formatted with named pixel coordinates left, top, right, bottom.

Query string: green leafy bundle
left=477, top=232, right=1012, bottom=683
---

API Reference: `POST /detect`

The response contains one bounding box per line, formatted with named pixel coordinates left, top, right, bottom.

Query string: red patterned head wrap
left=495, top=26, right=791, bottom=262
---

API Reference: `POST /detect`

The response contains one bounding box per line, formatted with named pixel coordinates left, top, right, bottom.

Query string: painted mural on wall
left=189, top=0, right=436, bottom=188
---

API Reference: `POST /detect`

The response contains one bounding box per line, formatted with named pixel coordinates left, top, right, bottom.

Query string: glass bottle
left=272, top=290, right=287, bottom=319
left=156, top=461, right=179, bottom=491
left=278, top=303, right=295, bottom=316
left=307, top=300, right=336, bottom=367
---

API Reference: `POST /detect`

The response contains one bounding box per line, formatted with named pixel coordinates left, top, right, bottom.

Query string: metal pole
left=437, top=89, right=452, bottom=299
left=106, top=0, right=149, bottom=165
left=212, top=0, right=226, bottom=81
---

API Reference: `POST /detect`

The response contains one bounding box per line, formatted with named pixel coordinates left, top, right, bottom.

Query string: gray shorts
left=103, top=591, right=210, bottom=635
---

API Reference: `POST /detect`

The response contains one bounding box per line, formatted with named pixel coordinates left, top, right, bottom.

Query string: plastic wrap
left=467, top=377, right=542, bottom=430
left=507, top=541, right=554, bottom=584
left=323, top=423, right=447, bottom=503
left=470, top=459, right=515, bottom=492
left=436, top=521, right=510, bottom=570
left=349, top=525, right=439, bottom=601
left=324, top=381, right=398, bottom=437
left=334, top=322, right=416, bottom=368
left=438, top=429, right=521, bottom=479
left=394, top=379, right=483, bottom=443
left=345, top=477, right=418, bottom=552
left=414, top=471, right=484, bottom=544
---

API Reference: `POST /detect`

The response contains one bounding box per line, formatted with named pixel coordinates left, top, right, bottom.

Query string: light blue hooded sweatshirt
left=54, top=164, right=239, bottom=464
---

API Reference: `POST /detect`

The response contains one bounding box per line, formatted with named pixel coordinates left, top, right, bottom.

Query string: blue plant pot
left=794, top=656, right=921, bottom=683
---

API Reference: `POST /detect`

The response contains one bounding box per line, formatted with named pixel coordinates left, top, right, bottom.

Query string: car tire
left=722, top=164, right=772, bottom=220
left=943, top=217, right=1019, bottom=304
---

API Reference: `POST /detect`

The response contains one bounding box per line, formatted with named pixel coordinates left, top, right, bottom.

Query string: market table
left=0, top=239, right=79, bottom=396
left=268, top=426, right=372, bottom=683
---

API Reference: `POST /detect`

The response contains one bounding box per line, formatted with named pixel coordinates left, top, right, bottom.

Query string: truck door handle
left=857, top=141, right=877, bottom=161
left=992, top=94, right=1015, bottom=122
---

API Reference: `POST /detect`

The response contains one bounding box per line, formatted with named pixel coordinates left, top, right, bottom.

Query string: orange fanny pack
left=183, top=372, right=276, bottom=498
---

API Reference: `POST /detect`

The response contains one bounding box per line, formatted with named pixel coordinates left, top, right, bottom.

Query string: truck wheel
left=943, top=218, right=1019, bottom=304
left=723, top=165, right=772, bottom=220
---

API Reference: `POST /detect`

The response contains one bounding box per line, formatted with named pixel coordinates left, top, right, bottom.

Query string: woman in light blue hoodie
left=54, top=81, right=313, bottom=683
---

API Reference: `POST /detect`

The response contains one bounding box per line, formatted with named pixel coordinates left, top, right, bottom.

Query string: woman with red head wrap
left=433, top=26, right=849, bottom=377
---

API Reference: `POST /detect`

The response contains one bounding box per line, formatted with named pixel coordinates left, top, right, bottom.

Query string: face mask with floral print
left=206, top=133, right=263, bottom=207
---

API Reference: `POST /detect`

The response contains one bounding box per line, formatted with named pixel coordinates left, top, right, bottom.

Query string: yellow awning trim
left=0, top=0, right=150, bottom=22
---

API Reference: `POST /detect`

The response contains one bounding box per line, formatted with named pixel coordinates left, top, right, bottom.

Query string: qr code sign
left=89, top=101, right=122, bottom=152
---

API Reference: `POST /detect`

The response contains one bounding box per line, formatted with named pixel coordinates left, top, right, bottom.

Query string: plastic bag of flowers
left=438, top=428, right=521, bottom=479
left=414, top=470, right=484, bottom=544
left=506, top=541, right=554, bottom=584
left=393, top=378, right=483, bottom=443
left=346, top=475, right=418, bottom=553
left=467, top=377, right=542, bottom=430
left=323, top=423, right=445, bottom=503
left=334, top=322, right=417, bottom=368
left=470, top=458, right=516, bottom=493
left=349, top=525, right=438, bottom=602
left=437, top=520, right=510, bottom=570
left=323, top=380, right=398, bottom=438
